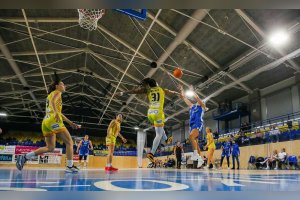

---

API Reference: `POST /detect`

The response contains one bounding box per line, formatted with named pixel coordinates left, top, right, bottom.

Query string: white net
left=78, top=9, right=105, bottom=31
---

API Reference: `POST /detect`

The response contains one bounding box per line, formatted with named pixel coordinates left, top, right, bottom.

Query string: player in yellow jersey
left=16, top=74, right=81, bottom=173
left=119, top=78, right=180, bottom=167
left=204, top=127, right=216, bottom=170
left=105, top=114, right=127, bottom=171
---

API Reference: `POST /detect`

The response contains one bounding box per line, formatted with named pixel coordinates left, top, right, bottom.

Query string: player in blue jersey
left=179, top=85, right=208, bottom=168
left=220, top=138, right=231, bottom=169
left=76, top=135, right=93, bottom=168
left=231, top=140, right=240, bottom=169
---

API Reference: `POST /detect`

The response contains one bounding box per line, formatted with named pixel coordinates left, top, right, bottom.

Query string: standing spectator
left=173, top=141, right=184, bottom=169
left=220, top=138, right=231, bottom=169
left=231, top=140, right=240, bottom=169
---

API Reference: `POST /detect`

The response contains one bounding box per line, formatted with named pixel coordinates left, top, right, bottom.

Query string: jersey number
left=151, top=92, right=160, bottom=102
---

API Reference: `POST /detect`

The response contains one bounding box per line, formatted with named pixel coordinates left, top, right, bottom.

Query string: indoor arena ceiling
left=0, top=9, right=300, bottom=136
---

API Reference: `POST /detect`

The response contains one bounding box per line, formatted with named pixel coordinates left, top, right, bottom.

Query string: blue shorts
left=79, top=150, right=89, bottom=156
left=189, top=123, right=203, bottom=134
left=221, top=153, right=230, bottom=157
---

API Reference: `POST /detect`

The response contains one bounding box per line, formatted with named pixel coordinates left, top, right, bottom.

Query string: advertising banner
left=39, top=148, right=63, bottom=164
left=0, top=154, right=14, bottom=163
left=0, top=145, right=16, bottom=154
left=15, top=146, right=38, bottom=155
left=15, top=146, right=48, bottom=164
left=93, top=150, right=108, bottom=156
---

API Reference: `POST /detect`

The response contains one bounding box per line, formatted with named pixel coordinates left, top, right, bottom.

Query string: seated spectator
left=270, top=125, right=280, bottom=143
left=254, top=129, right=263, bottom=144
left=240, top=132, right=249, bottom=146
left=260, top=150, right=278, bottom=169
left=240, top=122, right=246, bottom=133
left=278, top=148, right=288, bottom=169
left=229, top=134, right=234, bottom=145
left=245, top=122, right=251, bottom=132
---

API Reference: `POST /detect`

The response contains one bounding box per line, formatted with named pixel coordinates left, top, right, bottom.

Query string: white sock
left=106, top=163, right=112, bottom=167
left=151, top=127, right=164, bottom=155
left=25, top=152, right=36, bottom=160
left=67, top=160, right=73, bottom=167
left=193, top=150, right=198, bottom=155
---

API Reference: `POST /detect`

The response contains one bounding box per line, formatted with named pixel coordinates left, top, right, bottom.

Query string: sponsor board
left=0, top=145, right=16, bottom=154
left=0, top=154, right=14, bottom=163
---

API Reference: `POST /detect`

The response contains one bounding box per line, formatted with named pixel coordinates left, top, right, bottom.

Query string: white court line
left=41, top=185, right=90, bottom=188
left=0, top=181, right=59, bottom=184
left=221, top=179, right=245, bottom=187
left=232, top=177, right=300, bottom=182
left=230, top=179, right=278, bottom=184
left=167, top=177, right=278, bottom=184
left=0, top=187, right=47, bottom=191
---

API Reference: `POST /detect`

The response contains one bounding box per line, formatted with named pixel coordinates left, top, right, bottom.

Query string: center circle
left=112, top=180, right=171, bottom=189
left=94, top=180, right=189, bottom=191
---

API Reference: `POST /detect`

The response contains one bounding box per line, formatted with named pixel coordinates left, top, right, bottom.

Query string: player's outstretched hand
left=122, top=138, right=127, bottom=144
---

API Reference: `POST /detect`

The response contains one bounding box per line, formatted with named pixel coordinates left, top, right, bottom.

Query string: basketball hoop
left=78, top=9, right=105, bottom=31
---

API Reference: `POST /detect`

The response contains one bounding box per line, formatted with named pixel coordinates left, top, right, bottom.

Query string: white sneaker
left=203, top=166, right=209, bottom=170
left=65, top=165, right=80, bottom=173
left=264, top=167, right=270, bottom=170
left=197, top=157, right=204, bottom=168
left=191, top=153, right=199, bottom=161
left=227, top=167, right=230, bottom=170
left=274, top=167, right=278, bottom=170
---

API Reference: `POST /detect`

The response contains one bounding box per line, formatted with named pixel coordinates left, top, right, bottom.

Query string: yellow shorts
left=208, top=144, right=216, bottom=150
left=41, top=114, right=67, bottom=137
left=147, top=109, right=165, bottom=127
left=106, top=135, right=117, bottom=146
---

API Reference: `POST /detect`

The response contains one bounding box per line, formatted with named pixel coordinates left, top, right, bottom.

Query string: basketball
left=173, top=68, right=183, bottom=78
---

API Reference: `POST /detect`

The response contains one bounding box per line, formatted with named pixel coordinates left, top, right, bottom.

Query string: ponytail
left=48, top=71, right=61, bottom=94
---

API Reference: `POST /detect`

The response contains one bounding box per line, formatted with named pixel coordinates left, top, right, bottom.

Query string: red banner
left=15, top=146, right=38, bottom=155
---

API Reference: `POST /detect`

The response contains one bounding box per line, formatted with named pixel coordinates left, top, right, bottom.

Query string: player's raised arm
left=190, top=86, right=208, bottom=111
left=163, top=88, right=181, bottom=97
left=178, top=85, right=193, bottom=108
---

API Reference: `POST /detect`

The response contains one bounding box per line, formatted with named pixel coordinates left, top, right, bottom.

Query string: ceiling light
left=269, top=30, right=289, bottom=46
left=185, top=90, right=194, bottom=97
left=0, top=112, right=7, bottom=117
left=134, top=127, right=139, bottom=130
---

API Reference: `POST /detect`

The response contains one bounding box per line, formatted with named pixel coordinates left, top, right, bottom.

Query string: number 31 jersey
left=147, top=86, right=165, bottom=112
